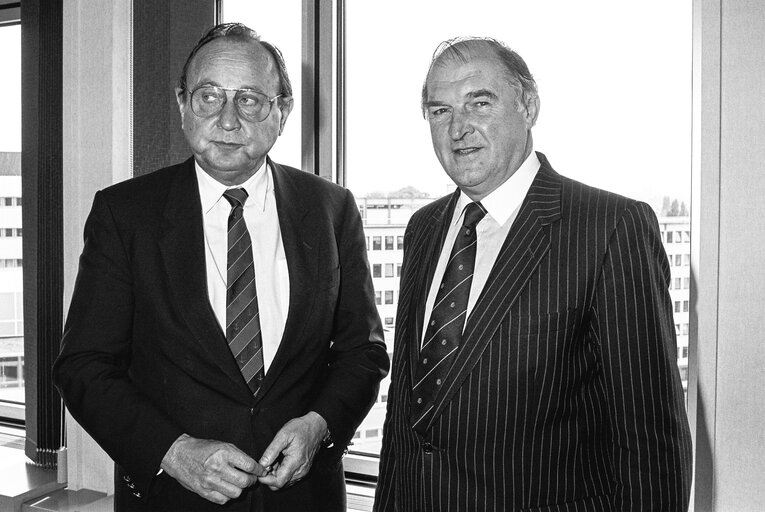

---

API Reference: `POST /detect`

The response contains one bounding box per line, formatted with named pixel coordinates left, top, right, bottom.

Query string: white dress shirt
left=195, top=160, right=289, bottom=373
left=421, top=151, right=541, bottom=346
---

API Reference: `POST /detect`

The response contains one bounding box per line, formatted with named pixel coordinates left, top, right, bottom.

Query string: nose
left=448, top=109, right=473, bottom=141
left=217, top=95, right=241, bottom=131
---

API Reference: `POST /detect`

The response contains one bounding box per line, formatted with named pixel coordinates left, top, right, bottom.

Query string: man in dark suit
left=375, top=37, right=692, bottom=511
left=53, top=23, right=388, bottom=512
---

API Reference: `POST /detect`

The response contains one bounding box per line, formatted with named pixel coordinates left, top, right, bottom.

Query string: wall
left=62, top=0, right=133, bottom=493
left=691, top=0, right=765, bottom=510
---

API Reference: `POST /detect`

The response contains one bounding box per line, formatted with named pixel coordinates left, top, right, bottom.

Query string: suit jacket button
left=422, top=442, right=433, bottom=454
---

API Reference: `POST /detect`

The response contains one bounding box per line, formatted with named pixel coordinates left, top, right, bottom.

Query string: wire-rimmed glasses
left=188, top=85, right=283, bottom=122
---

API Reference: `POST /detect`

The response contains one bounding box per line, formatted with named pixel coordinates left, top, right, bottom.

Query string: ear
left=277, top=96, right=294, bottom=135
left=524, top=94, right=540, bottom=128
left=175, top=87, right=187, bottom=127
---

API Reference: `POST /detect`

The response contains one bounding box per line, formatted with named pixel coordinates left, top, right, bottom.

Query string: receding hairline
left=184, top=37, right=278, bottom=88
left=427, top=41, right=515, bottom=86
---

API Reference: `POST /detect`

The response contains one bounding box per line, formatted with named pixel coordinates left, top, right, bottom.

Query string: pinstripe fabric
left=375, top=153, right=692, bottom=512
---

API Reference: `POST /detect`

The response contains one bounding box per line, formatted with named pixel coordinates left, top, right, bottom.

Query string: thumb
left=259, top=434, right=288, bottom=468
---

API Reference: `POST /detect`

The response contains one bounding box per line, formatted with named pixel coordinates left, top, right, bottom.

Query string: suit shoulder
left=100, top=160, right=187, bottom=203
left=407, top=194, right=452, bottom=228
left=275, top=162, right=348, bottom=196
left=557, top=173, right=654, bottom=228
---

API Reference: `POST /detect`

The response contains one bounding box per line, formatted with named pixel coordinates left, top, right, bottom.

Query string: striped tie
left=223, top=188, right=264, bottom=395
left=410, top=201, right=487, bottom=433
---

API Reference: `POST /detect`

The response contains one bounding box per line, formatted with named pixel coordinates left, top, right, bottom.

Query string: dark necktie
left=410, top=201, right=487, bottom=433
left=223, top=188, right=265, bottom=395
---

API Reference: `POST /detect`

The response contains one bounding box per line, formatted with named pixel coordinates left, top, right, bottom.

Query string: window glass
left=222, top=1, right=302, bottom=169
left=0, top=23, right=23, bottom=417
left=347, top=0, right=692, bottom=456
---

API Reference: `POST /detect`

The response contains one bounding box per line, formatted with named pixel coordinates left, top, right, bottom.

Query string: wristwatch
left=321, top=428, right=334, bottom=449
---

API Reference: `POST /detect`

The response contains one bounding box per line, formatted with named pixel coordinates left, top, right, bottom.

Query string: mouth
left=213, top=141, right=244, bottom=149
left=453, top=147, right=481, bottom=156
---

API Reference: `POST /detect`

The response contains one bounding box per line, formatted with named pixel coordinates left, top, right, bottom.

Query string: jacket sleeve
left=590, top=201, right=693, bottom=511
left=309, top=189, right=390, bottom=448
left=53, top=191, right=183, bottom=497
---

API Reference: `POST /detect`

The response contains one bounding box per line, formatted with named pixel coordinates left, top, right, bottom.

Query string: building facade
left=353, top=193, right=692, bottom=452
left=0, top=152, right=23, bottom=400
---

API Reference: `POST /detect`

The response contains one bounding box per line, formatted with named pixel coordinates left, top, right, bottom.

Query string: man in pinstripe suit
left=375, top=37, right=692, bottom=511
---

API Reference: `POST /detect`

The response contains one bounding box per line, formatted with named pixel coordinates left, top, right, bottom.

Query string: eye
left=200, top=89, right=223, bottom=103
left=429, top=106, right=451, bottom=117
left=237, top=92, right=264, bottom=108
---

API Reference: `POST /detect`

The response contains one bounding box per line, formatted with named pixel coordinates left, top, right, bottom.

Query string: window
left=684, top=254, right=690, bottom=266
left=385, top=263, right=394, bottom=278
left=225, top=0, right=693, bottom=476
left=682, top=346, right=688, bottom=358
left=375, top=291, right=381, bottom=305
left=384, top=291, right=394, bottom=305
left=684, top=277, right=690, bottom=289
left=683, top=300, right=689, bottom=312
left=675, top=254, right=682, bottom=266
left=0, top=22, right=23, bottom=422
left=675, top=301, right=681, bottom=313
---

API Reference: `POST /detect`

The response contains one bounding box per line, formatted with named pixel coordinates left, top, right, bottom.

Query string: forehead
left=187, top=38, right=277, bottom=89
left=426, top=52, right=511, bottom=100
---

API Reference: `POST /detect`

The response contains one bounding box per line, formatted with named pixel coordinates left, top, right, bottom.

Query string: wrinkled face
left=176, top=38, right=293, bottom=185
left=425, top=50, right=538, bottom=201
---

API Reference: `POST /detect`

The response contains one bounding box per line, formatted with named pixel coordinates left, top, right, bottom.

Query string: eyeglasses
left=188, top=85, right=283, bottom=122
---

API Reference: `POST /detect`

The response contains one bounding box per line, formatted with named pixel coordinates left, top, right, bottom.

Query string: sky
left=226, top=0, right=692, bottom=210
left=0, top=2, right=692, bottom=210
left=0, top=24, right=21, bottom=153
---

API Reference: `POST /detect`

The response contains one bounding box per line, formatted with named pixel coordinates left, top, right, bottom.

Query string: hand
left=160, top=434, right=267, bottom=505
left=257, top=411, right=327, bottom=491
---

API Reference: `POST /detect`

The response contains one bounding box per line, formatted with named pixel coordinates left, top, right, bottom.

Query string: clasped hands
left=160, top=411, right=327, bottom=505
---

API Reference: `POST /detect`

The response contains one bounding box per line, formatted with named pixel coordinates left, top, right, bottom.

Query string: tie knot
left=463, top=202, right=487, bottom=229
left=223, top=187, right=249, bottom=208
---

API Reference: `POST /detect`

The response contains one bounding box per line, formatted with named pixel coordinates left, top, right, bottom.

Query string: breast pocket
left=510, top=307, right=580, bottom=337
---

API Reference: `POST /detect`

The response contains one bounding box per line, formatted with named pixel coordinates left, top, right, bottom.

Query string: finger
left=218, top=466, right=259, bottom=489
left=258, top=434, right=290, bottom=468
left=203, top=477, right=243, bottom=502
left=202, top=489, right=231, bottom=506
left=257, top=462, right=293, bottom=491
left=218, top=445, right=264, bottom=474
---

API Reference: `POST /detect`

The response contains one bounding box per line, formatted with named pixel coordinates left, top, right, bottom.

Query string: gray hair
left=177, top=22, right=292, bottom=99
left=421, top=37, right=538, bottom=117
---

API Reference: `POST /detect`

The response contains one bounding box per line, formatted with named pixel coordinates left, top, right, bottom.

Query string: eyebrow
left=466, top=89, right=498, bottom=100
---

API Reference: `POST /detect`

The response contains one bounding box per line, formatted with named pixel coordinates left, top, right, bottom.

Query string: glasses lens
left=191, top=87, right=225, bottom=118
left=235, top=90, right=271, bottom=122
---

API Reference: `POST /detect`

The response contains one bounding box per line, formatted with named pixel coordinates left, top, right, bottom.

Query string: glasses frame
left=187, top=84, right=284, bottom=122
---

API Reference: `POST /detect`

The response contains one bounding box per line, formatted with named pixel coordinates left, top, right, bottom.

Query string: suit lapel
left=407, top=193, right=458, bottom=387
left=158, top=158, right=251, bottom=399
left=424, top=155, right=563, bottom=430
left=252, top=159, right=317, bottom=401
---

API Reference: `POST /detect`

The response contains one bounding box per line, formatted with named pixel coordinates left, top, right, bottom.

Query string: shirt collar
left=455, top=151, right=541, bottom=227
left=195, top=159, right=271, bottom=214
